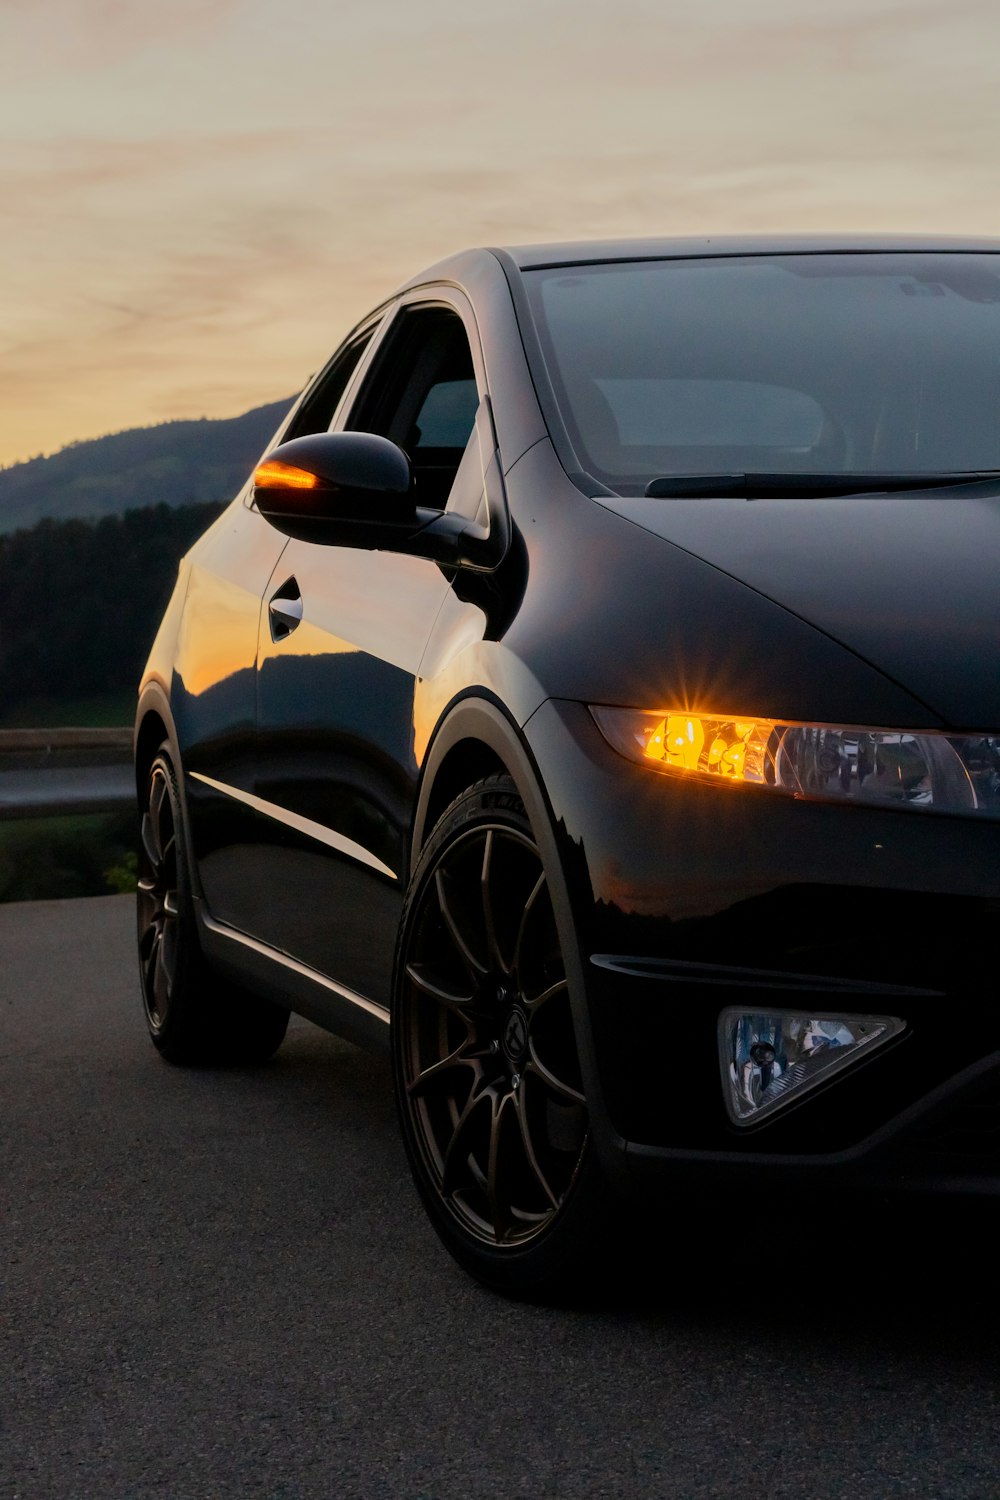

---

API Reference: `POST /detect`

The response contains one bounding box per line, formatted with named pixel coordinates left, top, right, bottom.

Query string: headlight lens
left=590, top=706, right=1000, bottom=817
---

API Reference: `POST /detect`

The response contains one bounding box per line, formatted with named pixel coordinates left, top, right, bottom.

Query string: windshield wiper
left=644, top=471, right=1000, bottom=499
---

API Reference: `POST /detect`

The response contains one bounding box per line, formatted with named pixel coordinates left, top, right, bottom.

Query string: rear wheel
left=392, top=775, right=615, bottom=1298
left=137, top=746, right=289, bottom=1065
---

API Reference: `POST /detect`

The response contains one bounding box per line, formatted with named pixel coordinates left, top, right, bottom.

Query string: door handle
left=268, top=578, right=303, bottom=641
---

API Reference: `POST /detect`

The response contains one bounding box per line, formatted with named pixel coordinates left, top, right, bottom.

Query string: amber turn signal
left=254, top=459, right=320, bottom=490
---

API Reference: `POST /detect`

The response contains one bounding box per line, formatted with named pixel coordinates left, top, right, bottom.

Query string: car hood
left=594, top=489, right=1000, bottom=729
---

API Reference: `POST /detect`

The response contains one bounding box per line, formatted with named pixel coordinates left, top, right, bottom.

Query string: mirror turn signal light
left=254, top=459, right=320, bottom=490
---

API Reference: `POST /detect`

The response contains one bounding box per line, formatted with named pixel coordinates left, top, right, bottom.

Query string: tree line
left=0, top=501, right=225, bottom=716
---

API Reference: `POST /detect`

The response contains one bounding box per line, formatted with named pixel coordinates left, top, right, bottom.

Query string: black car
left=136, top=236, right=1000, bottom=1296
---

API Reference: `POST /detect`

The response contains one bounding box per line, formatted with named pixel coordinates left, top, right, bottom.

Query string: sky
left=3, top=0, right=1000, bottom=466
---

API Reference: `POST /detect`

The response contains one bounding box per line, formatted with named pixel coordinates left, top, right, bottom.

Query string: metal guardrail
left=0, top=727, right=133, bottom=754
left=0, top=727, right=135, bottom=820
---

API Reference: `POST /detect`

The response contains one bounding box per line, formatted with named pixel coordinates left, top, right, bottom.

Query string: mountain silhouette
left=0, top=396, right=296, bottom=534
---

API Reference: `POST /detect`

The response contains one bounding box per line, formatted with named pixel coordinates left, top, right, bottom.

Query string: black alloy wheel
left=137, top=745, right=289, bottom=1065
left=393, top=775, right=613, bottom=1297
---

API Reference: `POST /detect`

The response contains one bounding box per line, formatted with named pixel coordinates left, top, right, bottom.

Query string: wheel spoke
left=526, top=1038, right=586, bottom=1105
left=434, top=868, right=488, bottom=979
left=441, top=1083, right=495, bottom=1198
left=148, top=770, right=166, bottom=823
left=404, top=960, right=475, bottom=1012
left=159, top=916, right=178, bottom=989
left=138, top=911, right=161, bottom=961
left=146, top=928, right=165, bottom=1012
left=149, top=774, right=168, bottom=852
left=523, top=976, right=568, bottom=1013
left=407, top=1039, right=480, bottom=1098
left=141, top=918, right=161, bottom=973
left=514, top=1091, right=560, bottom=1210
left=480, top=831, right=509, bottom=977
left=140, top=810, right=160, bottom=870
left=511, top=872, right=546, bottom=986
left=486, top=1091, right=518, bottom=1242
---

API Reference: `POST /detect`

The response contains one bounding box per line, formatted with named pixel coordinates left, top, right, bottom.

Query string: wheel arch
left=134, top=700, right=170, bottom=798
left=133, top=683, right=206, bottom=904
left=415, top=738, right=508, bottom=858
left=412, top=698, right=549, bottom=871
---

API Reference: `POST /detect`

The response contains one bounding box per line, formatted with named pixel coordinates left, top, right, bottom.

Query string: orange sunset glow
left=4, top=0, right=1000, bottom=467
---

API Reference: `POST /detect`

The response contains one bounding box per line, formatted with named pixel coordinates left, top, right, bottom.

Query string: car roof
left=499, top=234, right=1000, bottom=268
left=399, top=235, right=1000, bottom=295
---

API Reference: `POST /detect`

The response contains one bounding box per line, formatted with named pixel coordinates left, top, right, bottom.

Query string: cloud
left=4, top=0, right=1000, bottom=463
left=0, top=127, right=319, bottom=211
left=0, top=0, right=247, bottom=72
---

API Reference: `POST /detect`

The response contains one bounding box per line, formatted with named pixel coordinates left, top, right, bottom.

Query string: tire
left=391, top=773, right=616, bottom=1299
left=136, top=745, right=290, bottom=1065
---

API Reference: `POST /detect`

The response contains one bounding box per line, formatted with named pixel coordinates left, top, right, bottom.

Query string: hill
left=0, top=397, right=295, bottom=534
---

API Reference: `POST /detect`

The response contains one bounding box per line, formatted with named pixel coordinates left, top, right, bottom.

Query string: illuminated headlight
left=719, top=1009, right=905, bottom=1125
left=591, top=706, right=1000, bottom=817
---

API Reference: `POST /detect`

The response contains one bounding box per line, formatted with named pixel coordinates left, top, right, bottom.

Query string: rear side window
left=285, top=326, right=378, bottom=439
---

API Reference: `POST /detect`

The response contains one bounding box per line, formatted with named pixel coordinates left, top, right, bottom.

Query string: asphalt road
left=3, top=895, right=1000, bottom=1500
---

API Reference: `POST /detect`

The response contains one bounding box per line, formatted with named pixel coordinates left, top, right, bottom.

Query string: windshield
left=523, top=253, right=1000, bottom=494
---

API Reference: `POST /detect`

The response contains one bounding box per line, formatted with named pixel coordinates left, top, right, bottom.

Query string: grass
left=0, top=691, right=136, bottom=729
left=0, top=811, right=137, bottom=902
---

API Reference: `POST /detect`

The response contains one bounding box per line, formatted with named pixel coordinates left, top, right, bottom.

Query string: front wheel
left=392, top=775, right=616, bottom=1299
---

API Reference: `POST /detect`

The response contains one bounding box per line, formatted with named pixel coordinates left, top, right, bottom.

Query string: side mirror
left=253, top=432, right=418, bottom=546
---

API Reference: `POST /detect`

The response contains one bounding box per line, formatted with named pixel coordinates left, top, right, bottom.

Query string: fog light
left=719, top=1008, right=905, bottom=1126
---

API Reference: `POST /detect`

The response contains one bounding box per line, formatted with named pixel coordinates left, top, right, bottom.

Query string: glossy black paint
left=253, top=538, right=449, bottom=996
left=595, top=489, right=1000, bottom=728
left=160, top=496, right=288, bottom=931
left=255, top=431, right=417, bottom=548
left=136, top=237, right=1000, bottom=1198
left=522, top=698, right=999, bottom=1168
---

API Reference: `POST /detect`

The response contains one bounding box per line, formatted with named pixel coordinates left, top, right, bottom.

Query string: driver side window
left=346, top=305, right=480, bottom=511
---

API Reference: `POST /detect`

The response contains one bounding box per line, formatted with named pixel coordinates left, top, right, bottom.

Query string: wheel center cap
left=502, top=1005, right=529, bottom=1064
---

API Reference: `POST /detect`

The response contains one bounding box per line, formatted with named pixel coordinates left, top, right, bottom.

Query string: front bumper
left=521, top=698, right=1000, bottom=1193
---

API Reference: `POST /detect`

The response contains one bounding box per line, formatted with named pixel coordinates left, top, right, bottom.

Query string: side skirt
left=196, top=904, right=391, bottom=1055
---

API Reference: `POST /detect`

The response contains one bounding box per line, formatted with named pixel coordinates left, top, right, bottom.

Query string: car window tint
left=595, top=378, right=826, bottom=451
left=348, top=306, right=478, bottom=510
left=285, top=327, right=377, bottom=440
left=525, top=254, right=1000, bottom=492
left=412, top=378, right=480, bottom=447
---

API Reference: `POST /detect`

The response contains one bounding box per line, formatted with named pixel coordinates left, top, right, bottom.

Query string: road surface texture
left=3, top=895, right=1000, bottom=1500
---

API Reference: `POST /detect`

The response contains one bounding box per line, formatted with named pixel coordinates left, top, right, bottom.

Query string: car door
left=173, top=491, right=290, bottom=927
left=182, top=319, right=380, bottom=935
left=251, top=291, right=491, bottom=1004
